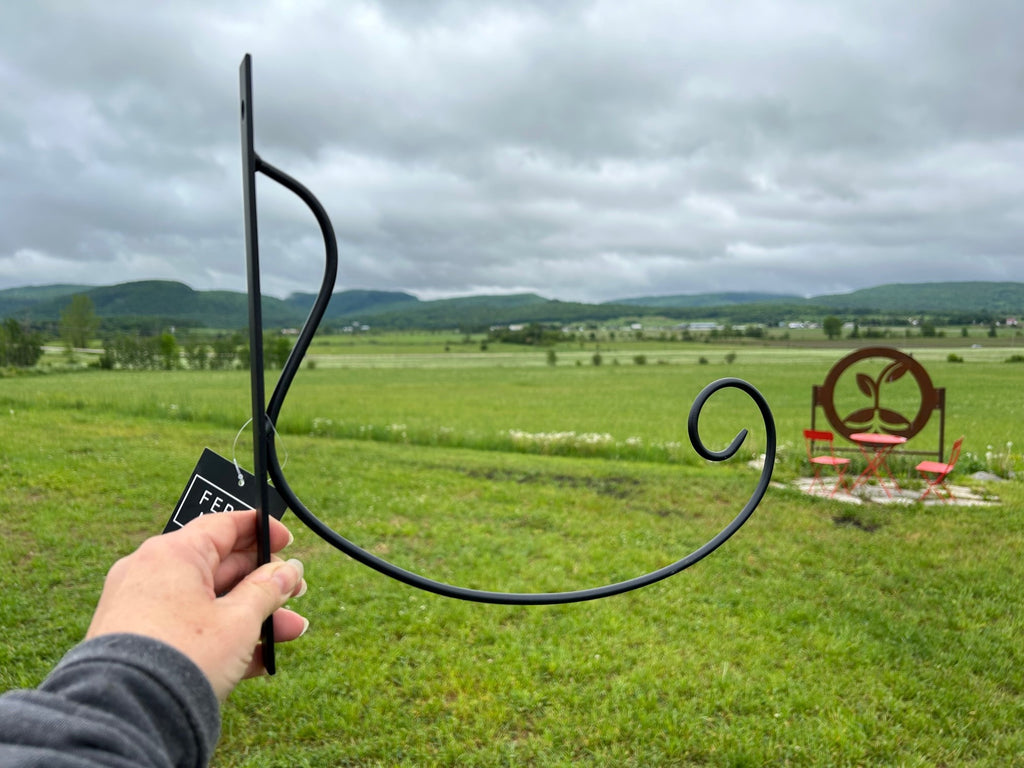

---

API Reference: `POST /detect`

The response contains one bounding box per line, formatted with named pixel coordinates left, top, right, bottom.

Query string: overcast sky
left=1, top=1, right=1022, bottom=303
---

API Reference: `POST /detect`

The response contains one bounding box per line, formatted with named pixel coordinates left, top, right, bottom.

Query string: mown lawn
left=1, top=349, right=1023, bottom=766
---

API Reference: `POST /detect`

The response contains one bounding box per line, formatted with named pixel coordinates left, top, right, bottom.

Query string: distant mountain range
left=1, top=280, right=1021, bottom=332
left=611, top=291, right=801, bottom=308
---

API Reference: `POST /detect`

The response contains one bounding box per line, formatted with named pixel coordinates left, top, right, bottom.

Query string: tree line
left=2, top=292, right=297, bottom=372
left=97, top=332, right=294, bottom=371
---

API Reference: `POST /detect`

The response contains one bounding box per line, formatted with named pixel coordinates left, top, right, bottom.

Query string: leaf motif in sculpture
left=843, top=407, right=875, bottom=430
left=856, top=373, right=875, bottom=398
left=884, top=362, right=908, bottom=383
left=878, top=408, right=911, bottom=431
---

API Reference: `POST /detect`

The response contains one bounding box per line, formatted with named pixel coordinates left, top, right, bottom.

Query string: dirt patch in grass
left=462, top=467, right=642, bottom=499
left=832, top=511, right=882, bottom=532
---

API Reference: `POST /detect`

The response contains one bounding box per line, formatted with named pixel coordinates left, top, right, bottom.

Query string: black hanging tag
left=164, top=448, right=288, bottom=533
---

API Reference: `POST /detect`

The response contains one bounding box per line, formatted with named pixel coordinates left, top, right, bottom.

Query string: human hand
left=86, top=510, right=308, bottom=701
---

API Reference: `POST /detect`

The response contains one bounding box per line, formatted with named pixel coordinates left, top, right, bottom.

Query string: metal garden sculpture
left=811, top=346, right=946, bottom=461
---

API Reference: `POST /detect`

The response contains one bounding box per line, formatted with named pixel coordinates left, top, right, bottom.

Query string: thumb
left=228, top=558, right=306, bottom=621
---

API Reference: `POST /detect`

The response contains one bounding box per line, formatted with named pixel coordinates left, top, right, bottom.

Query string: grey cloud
left=1, top=0, right=1023, bottom=303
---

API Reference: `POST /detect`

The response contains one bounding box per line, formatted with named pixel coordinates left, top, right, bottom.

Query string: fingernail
left=298, top=617, right=310, bottom=637
left=295, top=579, right=308, bottom=598
left=272, top=558, right=304, bottom=595
left=285, top=529, right=295, bottom=547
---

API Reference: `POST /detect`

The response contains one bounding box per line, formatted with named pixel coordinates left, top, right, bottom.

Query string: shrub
left=633, top=354, right=647, bottom=365
left=1006, top=354, right=1024, bottom=363
left=947, top=353, right=964, bottom=363
left=0, top=318, right=43, bottom=368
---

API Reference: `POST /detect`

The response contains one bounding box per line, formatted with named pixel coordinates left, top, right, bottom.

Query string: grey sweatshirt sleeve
left=0, top=634, right=221, bottom=768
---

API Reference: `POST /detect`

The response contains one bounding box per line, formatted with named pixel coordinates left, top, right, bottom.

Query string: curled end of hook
left=687, top=377, right=772, bottom=465
left=701, top=427, right=748, bottom=461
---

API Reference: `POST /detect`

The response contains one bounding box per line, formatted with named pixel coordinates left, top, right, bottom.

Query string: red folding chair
left=803, top=429, right=851, bottom=498
left=916, top=436, right=964, bottom=502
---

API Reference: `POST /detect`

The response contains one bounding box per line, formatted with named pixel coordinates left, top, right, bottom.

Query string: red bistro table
left=849, top=433, right=908, bottom=498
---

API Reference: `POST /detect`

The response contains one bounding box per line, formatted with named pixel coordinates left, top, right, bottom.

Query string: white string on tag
left=231, top=416, right=288, bottom=487
left=231, top=419, right=251, bottom=486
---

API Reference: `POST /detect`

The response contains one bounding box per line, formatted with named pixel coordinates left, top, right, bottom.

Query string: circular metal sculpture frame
left=818, top=347, right=941, bottom=441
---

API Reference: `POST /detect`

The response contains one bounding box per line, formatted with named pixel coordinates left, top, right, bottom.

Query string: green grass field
left=2, top=340, right=1023, bottom=766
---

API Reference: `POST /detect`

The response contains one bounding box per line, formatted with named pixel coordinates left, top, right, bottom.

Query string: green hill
left=610, top=291, right=800, bottom=308
left=284, top=289, right=419, bottom=320
left=0, top=284, right=96, bottom=318
left=609, top=283, right=1024, bottom=315
left=2, top=279, right=1022, bottom=333
left=0, top=284, right=95, bottom=301
left=339, top=293, right=549, bottom=330
left=16, top=281, right=304, bottom=329
left=807, top=282, right=1024, bottom=314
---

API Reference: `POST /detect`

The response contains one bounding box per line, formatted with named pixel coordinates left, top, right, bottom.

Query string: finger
left=212, top=551, right=291, bottom=596
left=245, top=644, right=269, bottom=681
left=242, top=609, right=310, bottom=680
left=174, top=511, right=294, bottom=573
left=273, top=608, right=310, bottom=643
left=220, top=557, right=305, bottom=628
left=267, top=517, right=294, bottom=554
left=212, top=550, right=260, bottom=595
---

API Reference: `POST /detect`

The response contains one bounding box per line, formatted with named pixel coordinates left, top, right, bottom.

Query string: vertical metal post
left=810, top=384, right=820, bottom=433
left=239, top=53, right=275, bottom=674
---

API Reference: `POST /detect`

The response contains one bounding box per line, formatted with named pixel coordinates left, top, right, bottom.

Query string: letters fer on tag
left=164, top=448, right=287, bottom=533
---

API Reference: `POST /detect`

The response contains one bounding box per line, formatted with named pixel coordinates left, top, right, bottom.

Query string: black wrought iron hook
left=239, top=55, right=776, bottom=671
